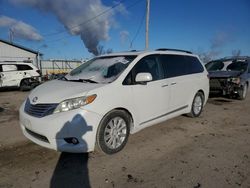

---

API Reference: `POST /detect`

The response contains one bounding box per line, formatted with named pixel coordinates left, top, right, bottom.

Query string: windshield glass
left=205, top=61, right=224, bottom=71
left=65, top=55, right=136, bottom=83
left=226, top=61, right=248, bottom=72
left=206, top=60, right=248, bottom=72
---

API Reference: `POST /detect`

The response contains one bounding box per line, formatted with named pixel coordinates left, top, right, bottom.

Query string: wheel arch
left=99, top=107, right=134, bottom=133
left=110, top=107, right=134, bottom=133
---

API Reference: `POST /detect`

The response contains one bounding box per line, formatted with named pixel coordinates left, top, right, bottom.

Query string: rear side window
left=160, top=55, right=203, bottom=78
left=2, top=65, right=17, bottom=72
left=160, top=55, right=186, bottom=78
left=17, top=64, right=33, bottom=71
left=185, top=56, right=204, bottom=74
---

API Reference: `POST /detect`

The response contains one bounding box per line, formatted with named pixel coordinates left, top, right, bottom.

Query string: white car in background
left=0, top=62, right=40, bottom=90
left=19, top=49, right=209, bottom=154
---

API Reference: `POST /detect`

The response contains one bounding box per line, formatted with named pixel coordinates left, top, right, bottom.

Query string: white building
left=0, top=39, right=42, bottom=69
left=0, top=39, right=86, bottom=76
left=41, top=59, right=85, bottom=75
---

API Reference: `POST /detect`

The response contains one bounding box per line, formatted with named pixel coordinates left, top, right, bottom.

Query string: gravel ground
left=0, top=90, right=250, bottom=188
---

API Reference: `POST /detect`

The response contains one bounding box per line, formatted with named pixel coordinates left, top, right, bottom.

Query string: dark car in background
left=205, top=56, right=250, bottom=100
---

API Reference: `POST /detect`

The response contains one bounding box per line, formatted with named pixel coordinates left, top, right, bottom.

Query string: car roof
left=98, top=49, right=196, bottom=58
left=209, top=56, right=250, bottom=63
left=0, top=61, right=33, bottom=65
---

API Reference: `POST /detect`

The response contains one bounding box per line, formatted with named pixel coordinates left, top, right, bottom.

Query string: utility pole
left=145, top=0, right=150, bottom=50
left=9, top=28, right=14, bottom=43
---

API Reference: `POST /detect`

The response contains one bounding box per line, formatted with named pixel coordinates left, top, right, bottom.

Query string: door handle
left=171, top=82, right=176, bottom=85
left=162, top=84, right=168, bottom=87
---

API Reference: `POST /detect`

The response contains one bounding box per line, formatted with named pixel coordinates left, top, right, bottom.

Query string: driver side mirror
left=135, top=73, right=152, bottom=84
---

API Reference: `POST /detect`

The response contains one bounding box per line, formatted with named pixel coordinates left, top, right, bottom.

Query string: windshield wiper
left=69, top=79, right=98, bottom=83
left=59, top=75, right=68, bottom=81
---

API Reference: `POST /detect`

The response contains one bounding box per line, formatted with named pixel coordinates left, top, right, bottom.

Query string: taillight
left=36, top=70, right=41, bottom=75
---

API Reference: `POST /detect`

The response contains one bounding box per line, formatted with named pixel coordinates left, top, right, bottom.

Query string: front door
left=124, top=55, right=170, bottom=126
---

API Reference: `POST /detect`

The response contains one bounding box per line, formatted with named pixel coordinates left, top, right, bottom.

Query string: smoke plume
left=9, top=0, right=126, bottom=55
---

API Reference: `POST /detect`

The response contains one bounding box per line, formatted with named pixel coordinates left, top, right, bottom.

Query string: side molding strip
left=140, top=105, right=189, bottom=125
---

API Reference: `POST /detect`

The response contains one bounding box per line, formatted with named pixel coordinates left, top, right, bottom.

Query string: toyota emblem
left=32, top=97, right=38, bottom=103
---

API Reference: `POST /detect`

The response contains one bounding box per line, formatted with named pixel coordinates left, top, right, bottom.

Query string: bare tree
left=232, top=50, right=241, bottom=58
left=106, top=48, right=113, bottom=54
left=96, top=45, right=113, bottom=55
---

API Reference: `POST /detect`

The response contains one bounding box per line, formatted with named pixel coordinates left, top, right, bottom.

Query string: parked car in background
left=19, top=49, right=209, bottom=154
left=205, top=56, right=250, bottom=100
left=0, top=62, right=41, bottom=91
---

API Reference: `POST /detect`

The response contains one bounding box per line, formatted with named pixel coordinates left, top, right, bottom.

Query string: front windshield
left=66, top=55, right=136, bottom=83
left=226, top=61, right=248, bottom=72
left=205, top=61, right=224, bottom=71
left=206, top=60, right=248, bottom=72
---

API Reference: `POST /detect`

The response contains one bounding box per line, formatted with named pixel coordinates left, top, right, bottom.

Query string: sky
left=0, top=0, right=249, bottom=60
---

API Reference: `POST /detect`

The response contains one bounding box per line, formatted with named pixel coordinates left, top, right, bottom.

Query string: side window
left=185, top=56, right=204, bottom=74
left=160, top=55, right=187, bottom=78
left=0, top=65, right=2, bottom=72
left=133, top=55, right=162, bottom=82
left=17, top=64, right=33, bottom=71
left=122, top=55, right=162, bottom=85
left=2, top=65, right=17, bottom=72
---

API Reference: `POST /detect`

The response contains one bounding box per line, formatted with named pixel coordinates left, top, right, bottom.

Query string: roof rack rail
left=222, top=56, right=250, bottom=60
left=156, top=48, right=192, bottom=54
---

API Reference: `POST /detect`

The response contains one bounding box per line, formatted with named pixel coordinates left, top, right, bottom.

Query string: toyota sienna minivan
left=19, top=49, right=209, bottom=154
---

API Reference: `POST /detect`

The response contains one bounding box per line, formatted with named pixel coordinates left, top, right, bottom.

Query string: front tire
left=188, top=91, right=204, bottom=118
left=238, top=83, right=248, bottom=100
left=96, top=110, right=130, bottom=154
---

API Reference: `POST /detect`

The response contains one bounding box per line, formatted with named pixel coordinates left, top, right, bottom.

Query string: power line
left=130, top=5, right=146, bottom=49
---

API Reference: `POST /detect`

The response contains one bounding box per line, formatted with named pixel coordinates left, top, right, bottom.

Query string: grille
left=210, top=78, right=227, bottom=89
left=24, top=98, right=58, bottom=118
left=25, top=128, right=49, bottom=143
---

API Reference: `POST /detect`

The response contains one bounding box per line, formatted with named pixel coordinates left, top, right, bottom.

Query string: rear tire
left=238, top=83, right=248, bottom=100
left=188, top=91, right=204, bottom=118
left=20, top=79, right=30, bottom=91
left=96, top=110, right=130, bottom=155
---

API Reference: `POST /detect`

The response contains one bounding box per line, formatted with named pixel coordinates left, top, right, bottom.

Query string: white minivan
left=19, top=49, right=209, bottom=154
left=0, top=62, right=40, bottom=90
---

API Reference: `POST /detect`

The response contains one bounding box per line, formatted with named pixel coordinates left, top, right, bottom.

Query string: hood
left=28, top=80, right=106, bottom=104
left=208, top=70, right=241, bottom=78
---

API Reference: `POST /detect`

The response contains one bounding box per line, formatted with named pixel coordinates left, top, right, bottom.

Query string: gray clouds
left=0, top=15, right=43, bottom=41
left=9, top=0, right=126, bottom=55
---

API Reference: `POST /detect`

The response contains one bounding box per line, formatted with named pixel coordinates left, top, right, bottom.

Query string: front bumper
left=209, top=78, right=241, bottom=95
left=19, top=102, right=103, bottom=153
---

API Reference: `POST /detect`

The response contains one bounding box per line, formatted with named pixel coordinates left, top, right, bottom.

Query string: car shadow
left=50, top=152, right=90, bottom=188
left=50, top=114, right=92, bottom=188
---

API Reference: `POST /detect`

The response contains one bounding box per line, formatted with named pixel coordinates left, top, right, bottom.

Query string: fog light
left=64, top=137, right=79, bottom=145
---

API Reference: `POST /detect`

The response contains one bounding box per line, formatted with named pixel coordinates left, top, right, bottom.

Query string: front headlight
left=228, top=77, right=240, bottom=84
left=53, top=94, right=97, bottom=113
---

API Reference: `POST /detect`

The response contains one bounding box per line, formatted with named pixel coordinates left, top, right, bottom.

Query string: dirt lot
left=0, top=90, right=250, bottom=188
